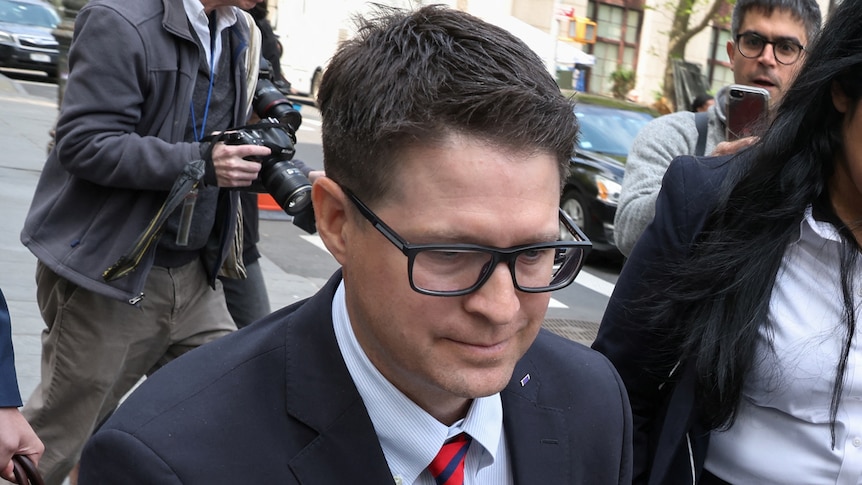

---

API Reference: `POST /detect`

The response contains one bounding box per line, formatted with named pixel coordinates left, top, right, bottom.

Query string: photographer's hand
left=210, top=142, right=270, bottom=187
left=0, top=407, right=44, bottom=482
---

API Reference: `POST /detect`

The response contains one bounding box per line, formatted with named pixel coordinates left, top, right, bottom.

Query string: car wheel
left=560, top=189, right=588, bottom=241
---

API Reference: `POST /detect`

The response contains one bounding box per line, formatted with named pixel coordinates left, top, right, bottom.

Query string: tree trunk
left=660, top=0, right=728, bottom=111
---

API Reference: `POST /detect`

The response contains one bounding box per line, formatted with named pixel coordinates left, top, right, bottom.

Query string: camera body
left=223, top=61, right=312, bottom=217
left=224, top=118, right=312, bottom=216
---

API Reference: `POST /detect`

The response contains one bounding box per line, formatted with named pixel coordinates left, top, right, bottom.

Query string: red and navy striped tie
left=428, top=433, right=472, bottom=485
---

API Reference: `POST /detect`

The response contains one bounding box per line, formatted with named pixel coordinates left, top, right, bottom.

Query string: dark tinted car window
left=0, top=0, right=59, bottom=28
left=575, top=105, right=653, bottom=157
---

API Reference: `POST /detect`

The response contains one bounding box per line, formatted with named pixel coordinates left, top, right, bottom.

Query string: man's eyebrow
left=412, top=235, right=562, bottom=247
left=741, top=30, right=803, bottom=45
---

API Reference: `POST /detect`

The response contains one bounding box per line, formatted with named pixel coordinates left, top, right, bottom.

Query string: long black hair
left=653, top=1, right=862, bottom=437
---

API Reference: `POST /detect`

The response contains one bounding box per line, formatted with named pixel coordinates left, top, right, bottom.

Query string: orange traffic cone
left=258, top=193, right=281, bottom=211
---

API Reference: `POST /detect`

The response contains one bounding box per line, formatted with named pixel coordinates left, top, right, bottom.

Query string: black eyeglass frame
left=340, top=186, right=592, bottom=297
left=734, top=32, right=805, bottom=66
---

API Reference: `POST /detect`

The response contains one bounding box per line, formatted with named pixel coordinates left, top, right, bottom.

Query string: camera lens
left=254, top=79, right=302, bottom=130
left=260, top=160, right=312, bottom=215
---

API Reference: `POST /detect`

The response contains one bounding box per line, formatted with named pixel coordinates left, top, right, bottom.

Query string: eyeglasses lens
left=738, top=33, right=801, bottom=65
left=410, top=246, right=583, bottom=294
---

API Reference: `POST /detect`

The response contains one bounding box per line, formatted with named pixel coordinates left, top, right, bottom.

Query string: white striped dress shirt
left=332, top=281, right=514, bottom=485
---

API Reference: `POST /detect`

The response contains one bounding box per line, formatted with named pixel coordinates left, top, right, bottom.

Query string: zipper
left=659, top=360, right=682, bottom=391
left=686, top=432, right=695, bottom=484
left=128, top=293, right=145, bottom=305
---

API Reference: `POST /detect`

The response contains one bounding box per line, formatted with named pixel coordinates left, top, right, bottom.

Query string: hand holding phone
left=726, top=84, right=770, bottom=141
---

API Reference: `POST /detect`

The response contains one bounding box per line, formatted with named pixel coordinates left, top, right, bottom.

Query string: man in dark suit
left=0, top=289, right=44, bottom=481
left=79, top=6, right=632, bottom=484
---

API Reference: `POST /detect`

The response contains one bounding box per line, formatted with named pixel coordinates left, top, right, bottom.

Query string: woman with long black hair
left=594, top=2, right=862, bottom=483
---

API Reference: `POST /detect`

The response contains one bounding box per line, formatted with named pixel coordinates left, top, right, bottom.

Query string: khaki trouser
left=23, top=260, right=237, bottom=485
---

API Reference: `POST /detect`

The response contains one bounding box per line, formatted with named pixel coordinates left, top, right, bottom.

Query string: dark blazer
left=592, top=155, right=732, bottom=485
left=0, top=289, right=23, bottom=407
left=79, top=271, right=632, bottom=484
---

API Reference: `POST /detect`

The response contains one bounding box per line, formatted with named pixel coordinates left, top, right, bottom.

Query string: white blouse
left=705, top=207, right=862, bottom=484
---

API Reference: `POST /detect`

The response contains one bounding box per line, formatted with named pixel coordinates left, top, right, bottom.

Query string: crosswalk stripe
left=297, top=118, right=322, bottom=131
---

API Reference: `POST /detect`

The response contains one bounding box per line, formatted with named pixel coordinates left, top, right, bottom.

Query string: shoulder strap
left=694, top=111, right=709, bottom=157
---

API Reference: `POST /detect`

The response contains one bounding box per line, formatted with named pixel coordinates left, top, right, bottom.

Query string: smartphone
left=725, top=84, right=770, bottom=141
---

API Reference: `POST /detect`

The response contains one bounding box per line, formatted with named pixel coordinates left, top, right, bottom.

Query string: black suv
left=0, top=0, right=59, bottom=79
left=561, top=102, right=654, bottom=255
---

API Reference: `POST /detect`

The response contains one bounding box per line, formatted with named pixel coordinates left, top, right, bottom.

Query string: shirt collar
left=801, top=205, right=842, bottom=243
left=181, top=0, right=238, bottom=70
left=332, top=280, right=504, bottom=484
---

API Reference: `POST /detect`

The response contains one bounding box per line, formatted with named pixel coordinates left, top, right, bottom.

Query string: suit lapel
left=288, top=399, right=395, bottom=484
left=502, top=351, right=571, bottom=483
left=281, top=272, right=395, bottom=484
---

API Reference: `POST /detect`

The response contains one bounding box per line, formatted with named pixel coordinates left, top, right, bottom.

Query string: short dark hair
left=690, top=93, right=714, bottom=112
left=731, top=0, right=821, bottom=45
left=317, top=5, right=577, bottom=204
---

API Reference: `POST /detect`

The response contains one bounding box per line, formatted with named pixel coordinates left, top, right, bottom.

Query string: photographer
left=18, top=1, right=275, bottom=483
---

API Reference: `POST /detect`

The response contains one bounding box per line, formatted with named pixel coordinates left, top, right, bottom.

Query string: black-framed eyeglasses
left=735, top=32, right=804, bottom=66
left=341, top=186, right=592, bottom=297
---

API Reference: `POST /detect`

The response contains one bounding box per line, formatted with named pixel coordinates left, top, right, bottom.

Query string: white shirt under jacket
left=331, top=281, right=514, bottom=485
left=705, top=206, right=862, bottom=484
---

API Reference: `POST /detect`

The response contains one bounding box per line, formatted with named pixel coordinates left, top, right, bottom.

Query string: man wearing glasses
left=78, top=6, right=633, bottom=484
left=613, top=0, right=822, bottom=257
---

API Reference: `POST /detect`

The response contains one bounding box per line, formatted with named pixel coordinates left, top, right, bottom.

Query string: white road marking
left=297, top=118, right=322, bottom=131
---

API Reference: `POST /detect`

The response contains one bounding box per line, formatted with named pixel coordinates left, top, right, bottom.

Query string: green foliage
left=609, top=67, right=636, bottom=100
left=563, top=91, right=660, bottom=116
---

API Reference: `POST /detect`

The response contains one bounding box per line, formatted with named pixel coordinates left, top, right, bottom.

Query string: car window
left=574, top=106, right=653, bottom=157
left=0, top=0, right=59, bottom=28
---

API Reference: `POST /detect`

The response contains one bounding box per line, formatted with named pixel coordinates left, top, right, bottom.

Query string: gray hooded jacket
left=614, top=86, right=730, bottom=256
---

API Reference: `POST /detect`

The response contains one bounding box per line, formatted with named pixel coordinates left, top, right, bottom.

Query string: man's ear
left=726, top=39, right=736, bottom=67
left=312, top=177, right=350, bottom=265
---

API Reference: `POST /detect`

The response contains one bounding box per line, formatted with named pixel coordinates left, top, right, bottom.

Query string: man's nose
left=463, top=262, right=520, bottom=324
left=758, top=43, right=779, bottom=66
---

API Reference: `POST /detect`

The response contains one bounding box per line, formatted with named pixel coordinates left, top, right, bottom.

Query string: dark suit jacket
left=79, top=271, right=632, bottom=484
left=593, top=155, right=733, bottom=485
left=0, top=288, right=23, bottom=408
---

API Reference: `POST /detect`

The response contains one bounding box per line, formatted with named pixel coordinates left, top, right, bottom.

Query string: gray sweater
left=613, top=87, right=729, bottom=256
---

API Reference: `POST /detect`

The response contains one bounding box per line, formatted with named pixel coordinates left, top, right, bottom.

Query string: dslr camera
left=224, top=60, right=311, bottom=216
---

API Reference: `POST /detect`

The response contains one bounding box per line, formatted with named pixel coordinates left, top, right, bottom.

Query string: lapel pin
left=520, top=373, right=530, bottom=387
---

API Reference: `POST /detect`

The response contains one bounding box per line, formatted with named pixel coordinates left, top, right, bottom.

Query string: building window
left=586, top=1, right=642, bottom=96
left=707, top=26, right=734, bottom=93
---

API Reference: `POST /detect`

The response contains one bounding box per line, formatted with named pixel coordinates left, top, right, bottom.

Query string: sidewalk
left=0, top=73, right=321, bottom=406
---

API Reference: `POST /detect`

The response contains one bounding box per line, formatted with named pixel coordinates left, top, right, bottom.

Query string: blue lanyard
left=190, top=22, right=218, bottom=142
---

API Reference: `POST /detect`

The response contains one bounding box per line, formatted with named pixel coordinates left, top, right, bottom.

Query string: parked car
left=561, top=101, right=655, bottom=256
left=0, top=0, right=59, bottom=79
